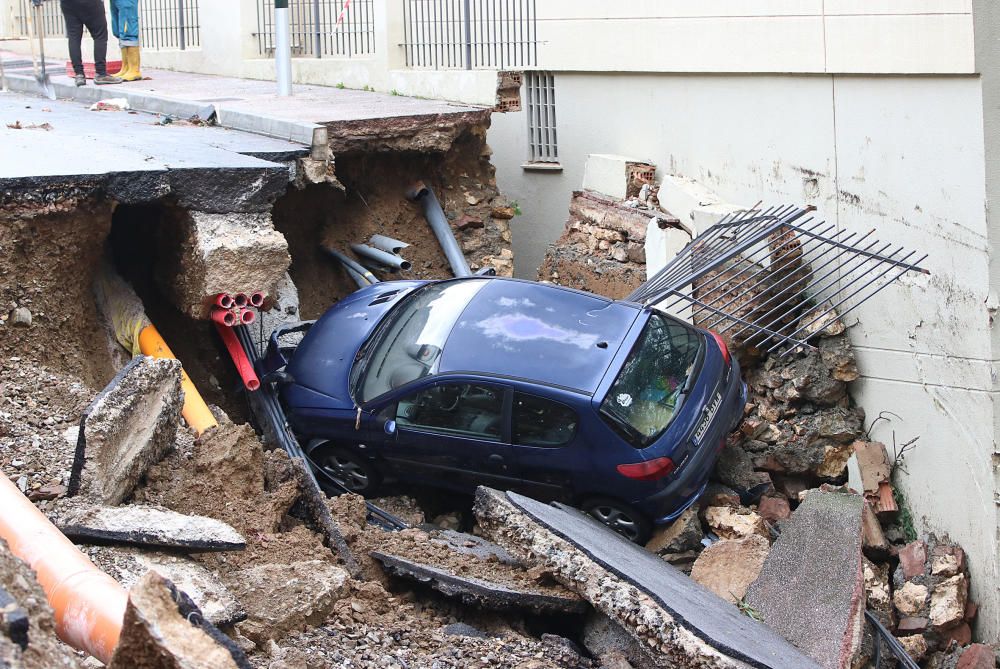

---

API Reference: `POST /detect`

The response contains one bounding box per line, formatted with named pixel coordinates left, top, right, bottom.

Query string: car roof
left=438, top=278, right=642, bottom=394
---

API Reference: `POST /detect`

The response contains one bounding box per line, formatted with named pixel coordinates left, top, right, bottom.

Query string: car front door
left=378, top=380, right=518, bottom=492
left=508, top=390, right=584, bottom=503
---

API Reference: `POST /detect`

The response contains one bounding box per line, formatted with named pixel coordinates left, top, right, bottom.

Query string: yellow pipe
left=0, top=475, right=128, bottom=664
left=138, top=324, right=218, bottom=436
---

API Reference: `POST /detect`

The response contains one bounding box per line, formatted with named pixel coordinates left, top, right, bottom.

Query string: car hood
left=285, top=280, right=427, bottom=407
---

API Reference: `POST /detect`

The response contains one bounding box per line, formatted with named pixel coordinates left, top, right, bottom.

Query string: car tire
left=312, top=444, right=382, bottom=496
left=581, top=497, right=652, bottom=544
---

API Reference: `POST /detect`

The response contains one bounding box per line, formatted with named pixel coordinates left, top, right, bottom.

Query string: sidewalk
left=1, top=53, right=488, bottom=153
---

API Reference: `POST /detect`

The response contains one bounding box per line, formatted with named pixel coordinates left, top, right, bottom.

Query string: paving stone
left=690, top=535, right=769, bottom=604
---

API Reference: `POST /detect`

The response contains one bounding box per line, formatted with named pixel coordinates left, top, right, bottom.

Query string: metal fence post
left=275, top=0, right=293, bottom=95
left=312, top=0, right=322, bottom=57
left=178, top=0, right=186, bottom=50
left=462, top=0, right=471, bottom=69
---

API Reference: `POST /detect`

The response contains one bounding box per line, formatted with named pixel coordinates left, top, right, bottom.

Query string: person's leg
left=59, top=1, right=85, bottom=77
left=117, top=0, right=139, bottom=47
left=109, top=0, right=121, bottom=41
left=80, top=0, right=109, bottom=76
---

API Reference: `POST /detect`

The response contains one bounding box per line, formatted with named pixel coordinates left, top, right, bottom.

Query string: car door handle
left=487, top=454, right=504, bottom=465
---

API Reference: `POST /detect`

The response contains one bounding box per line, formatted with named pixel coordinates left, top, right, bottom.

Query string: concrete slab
left=371, top=551, right=588, bottom=614
left=0, top=88, right=303, bottom=212
left=55, top=504, right=246, bottom=552
left=475, top=487, right=819, bottom=669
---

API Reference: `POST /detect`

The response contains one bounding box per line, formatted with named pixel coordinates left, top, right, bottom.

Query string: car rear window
left=599, top=314, right=704, bottom=447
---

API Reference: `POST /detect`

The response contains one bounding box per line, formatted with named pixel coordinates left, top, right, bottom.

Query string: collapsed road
left=0, top=77, right=994, bottom=669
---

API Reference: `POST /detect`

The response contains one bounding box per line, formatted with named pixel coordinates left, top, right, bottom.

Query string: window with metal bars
left=524, top=71, right=559, bottom=165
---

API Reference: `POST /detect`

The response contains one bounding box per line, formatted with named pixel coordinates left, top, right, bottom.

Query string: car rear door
left=508, top=390, right=585, bottom=503
left=379, top=379, right=519, bottom=492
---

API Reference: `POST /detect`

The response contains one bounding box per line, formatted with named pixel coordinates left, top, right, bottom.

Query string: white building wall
left=490, top=72, right=1000, bottom=639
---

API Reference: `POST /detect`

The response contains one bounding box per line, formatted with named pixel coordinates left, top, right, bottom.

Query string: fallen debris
left=475, top=487, right=819, bottom=668
left=54, top=503, right=246, bottom=552
left=690, top=535, right=770, bottom=605
left=68, top=355, right=183, bottom=505
left=90, top=98, right=130, bottom=112
left=745, top=490, right=866, bottom=669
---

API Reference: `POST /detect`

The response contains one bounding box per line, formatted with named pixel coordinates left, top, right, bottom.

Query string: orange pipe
left=0, top=475, right=127, bottom=663
left=137, top=324, right=218, bottom=436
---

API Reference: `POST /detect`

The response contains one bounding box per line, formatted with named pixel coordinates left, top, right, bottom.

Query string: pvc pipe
left=325, top=248, right=377, bottom=285
left=249, top=291, right=265, bottom=308
left=214, top=293, right=234, bottom=309
left=405, top=181, right=471, bottom=277
left=210, top=307, right=236, bottom=327
left=350, top=244, right=412, bottom=271
left=137, top=325, right=218, bottom=436
left=239, top=308, right=256, bottom=325
left=233, top=293, right=249, bottom=308
left=0, top=475, right=127, bottom=664
left=215, top=323, right=261, bottom=391
left=275, top=0, right=292, bottom=96
left=368, top=234, right=410, bottom=255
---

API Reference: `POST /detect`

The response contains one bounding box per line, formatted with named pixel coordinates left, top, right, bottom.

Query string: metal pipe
left=275, top=0, right=293, bottom=96
left=405, top=180, right=471, bottom=277
left=325, top=247, right=377, bottom=285
left=368, top=234, right=410, bottom=255
left=350, top=243, right=412, bottom=271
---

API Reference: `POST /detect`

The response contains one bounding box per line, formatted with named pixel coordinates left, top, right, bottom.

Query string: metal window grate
left=627, top=205, right=929, bottom=355
left=138, top=0, right=201, bottom=51
left=402, top=0, right=537, bottom=70
left=15, top=0, right=65, bottom=39
left=525, top=71, right=558, bottom=163
left=255, top=0, right=376, bottom=58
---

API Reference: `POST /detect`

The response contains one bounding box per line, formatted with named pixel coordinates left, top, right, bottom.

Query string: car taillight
left=616, top=457, right=676, bottom=481
left=709, top=331, right=731, bottom=365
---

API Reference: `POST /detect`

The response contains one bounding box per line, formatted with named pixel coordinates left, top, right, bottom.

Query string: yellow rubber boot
left=114, top=47, right=133, bottom=80
left=121, top=46, right=142, bottom=82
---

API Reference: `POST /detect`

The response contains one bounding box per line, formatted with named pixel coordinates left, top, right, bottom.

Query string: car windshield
left=599, top=314, right=705, bottom=447
left=353, top=280, right=487, bottom=402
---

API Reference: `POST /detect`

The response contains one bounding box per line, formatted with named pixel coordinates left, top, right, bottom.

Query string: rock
left=645, top=504, right=702, bottom=555
left=745, top=491, right=866, bottom=669
left=956, top=644, right=997, bottom=669
left=702, top=483, right=740, bottom=507
left=28, top=483, right=65, bottom=501
left=465, top=193, right=479, bottom=205
left=862, top=559, right=892, bottom=624
left=897, top=635, right=929, bottom=662
left=455, top=215, right=485, bottom=231
left=931, top=553, right=961, bottom=578
left=703, top=506, right=768, bottom=540
left=714, top=441, right=773, bottom=491
left=893, top=582, right=929, bottom=617
left=942, top=622, right=972, bottom=647
left=369, top=495, right=425, bottom=526
left=897, top=617, right=929, bottom=634
left=898, top=541, right=927, bottom=580
left=815, top=442, right=856, bottom=478
left=757, top=496, right=790, bottom=523
left=443, top=622, right=492, bottom=639
left=690, top=535, right=769, bottom=604
left=798, top=304, right=846, bottom=339
left=742, top=407, right=864, bottom=477
left=490, top=206, right=516, bottom=219
left=432, top=512, right=462, bottom=531
left=9, top=308, right=31, bottom=327
left=929, top=574, right=968, bottom=631
left=581, top=612, right=658, bottom=669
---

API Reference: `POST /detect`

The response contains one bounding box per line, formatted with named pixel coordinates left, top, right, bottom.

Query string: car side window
left=513, top=393, right=577, bottom=447
left=396, top=383, right=504, bottom=441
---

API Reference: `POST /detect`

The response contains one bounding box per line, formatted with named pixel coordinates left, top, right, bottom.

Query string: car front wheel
left=312, top=445, right=381, bottom=496
left=582, top=497, right=652, bottom=544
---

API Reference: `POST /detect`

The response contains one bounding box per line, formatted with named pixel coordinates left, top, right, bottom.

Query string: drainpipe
left=275, top=0, right=292, bottom=96
left=0, top=476, right=127, bottom=664
left=405, top=181, right=471, bottom=278
left=350, top=243, right=412, bottom=272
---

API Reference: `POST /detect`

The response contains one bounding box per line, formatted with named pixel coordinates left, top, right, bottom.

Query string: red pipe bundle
left=233, top=293, right=249, bottom=308
left=239, top=308, right=255, bottom=325
left=214, top=323, right=260, bottom=391
left=249, top=291, right=265, bottom=308
left=214, top=293, right=235, bottom=309
left=210, top=307, right=236, bottom=327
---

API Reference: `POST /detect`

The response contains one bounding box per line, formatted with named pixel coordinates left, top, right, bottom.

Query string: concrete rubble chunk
left=68, top=356, right=183, bottom=505
left=55, top=503, right=246, bottom=552
left=645, top=504, right=703, bottom=556
left=897, top=635, right=928, bottom=662
left=897, top=540, right=927, bottom=580
left=86, top=545, right=246, bottom=627
left=582, top=612, right=659, bottom=669
left=756, top=497, right=790, bottom=524
left=226, top=560, right=348, bottom=645
left=703, top=506, right=769, bottom=540
left=108, top=571, right=251, bottom=669
left=745, top=491, right=866, bottom=669
left=955, top=644, right=998, bottom=669
left=474, top=487, right=820, bottom=668
left=371, top=552, right=587, bottom=614
left=929, top=574, right=968, bottom=631
left=690, top=535, right=770, bottom=604
left=894, top=581, right=929, bottom=618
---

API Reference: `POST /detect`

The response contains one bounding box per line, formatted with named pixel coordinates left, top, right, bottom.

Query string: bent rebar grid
left=626, top=205, right=929, bottom=355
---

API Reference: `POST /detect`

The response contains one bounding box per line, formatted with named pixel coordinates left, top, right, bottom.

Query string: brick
left=956, top=644, right=997, bottom=669
left=898, top=541, right=927, bottom=580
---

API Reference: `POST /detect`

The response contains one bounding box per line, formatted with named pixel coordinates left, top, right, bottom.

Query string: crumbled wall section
left=69, top=356, right=183, bottom=505
left=158, top=208, right=291, bottom=319
left=539, top=190, right=679, bottom=299
left=323, top=109, right=492, bottom=154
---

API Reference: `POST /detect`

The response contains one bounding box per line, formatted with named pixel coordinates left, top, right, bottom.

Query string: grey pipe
left=405, top=181, right=471, bottom=278
left=368, top=234, right=410, bottom=255
left=324, top=247, right=378, bottom=286
left=350, top=243, right=412, bottom=271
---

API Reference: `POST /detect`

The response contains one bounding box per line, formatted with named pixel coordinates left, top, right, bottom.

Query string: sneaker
left=94, top=74, right=122, bottom=85
left=74, top=74, right=86, bottom=87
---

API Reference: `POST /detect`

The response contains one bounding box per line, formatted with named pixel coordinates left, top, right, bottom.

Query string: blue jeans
left=109, top=0, right=139, bottom=47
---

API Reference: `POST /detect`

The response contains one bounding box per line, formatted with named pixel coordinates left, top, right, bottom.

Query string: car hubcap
left=590, top=505, right=640, bottom=541
left=322, top=455, right=368, bottom=491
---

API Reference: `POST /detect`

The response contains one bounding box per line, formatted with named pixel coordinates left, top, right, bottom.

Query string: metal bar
left=463, top=0, right=472, bottom=69
left=178, top=0, right=186, bottom=50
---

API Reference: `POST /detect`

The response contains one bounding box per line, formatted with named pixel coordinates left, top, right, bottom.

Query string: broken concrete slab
left=428, top=529, right=520, bottom=565
left=474, top=487, right=819, bottom=668
left=690, top=535, right=770, bottom=605
left=745, top=491, right=866, bottom=669
left=108, top=571, right=250, bottom=669
left=371, top=551, right=587, bottom=614
left=645, top=504, right=703, bottom=556
left=54, top=503, right=245, bottom=552
left=68, top=356, right=183, bottom=505
left=226, top=560, right=349, bottom=645
left=582, top=612, right=659, bottom=669
left=84, top=546, right=246, bottom=627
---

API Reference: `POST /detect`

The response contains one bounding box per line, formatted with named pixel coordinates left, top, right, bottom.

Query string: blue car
left=267, top=276, right=746, bottom=543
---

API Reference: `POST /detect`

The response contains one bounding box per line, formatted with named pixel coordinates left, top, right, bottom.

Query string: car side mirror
left=383, top=419, right=397, bottom=435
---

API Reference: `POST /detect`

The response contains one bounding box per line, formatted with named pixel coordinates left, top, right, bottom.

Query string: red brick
left=956, top=644, right=997, bottom=669
left=897, top=617, right=929, bottom=634
left=899, top=541, right=927, bottom=580
left=757, top=496, right=791, bottom=523
left=943, top=623, right=973, bottom=648
left=965, top=601, right=979, bottom=622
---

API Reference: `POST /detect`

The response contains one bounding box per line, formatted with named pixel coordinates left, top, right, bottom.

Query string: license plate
left=693, top=392, right=722, bottom=444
